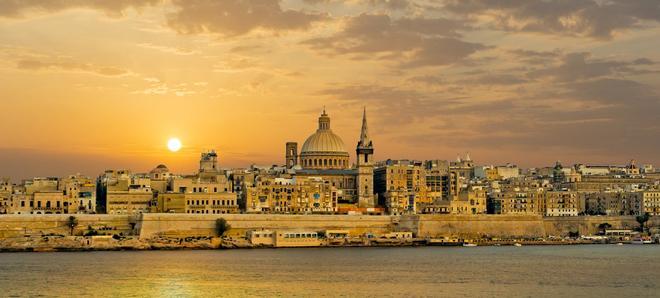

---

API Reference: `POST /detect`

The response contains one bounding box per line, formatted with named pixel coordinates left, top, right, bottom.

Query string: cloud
left=527, top=52, right=658, bottom=82
left=456, top=74, right=528, bottom=86
left=16, top=59, right=130, bottom=76
left=303, top=0, right=411, bottom=10
left=443, top=0, right=660, bottom=39
left=137, top=43, right=199, bottom=56
left=303, top=13, right=486, bottom=67
left=166, top=0, right=327, bottom=37
left=0, top=0, right=159, bottom=18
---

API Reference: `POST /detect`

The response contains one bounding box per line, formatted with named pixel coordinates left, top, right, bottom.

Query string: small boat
left=513, top=243, right=522, bottom=247
left=616, top=243, right=624, bottom=246
left=462, top=243, right=477, bottom=247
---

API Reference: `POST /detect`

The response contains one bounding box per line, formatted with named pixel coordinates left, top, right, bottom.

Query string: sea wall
left=543, top=216, right=660, bottom=236
left=1, top=214, right=657, bottom=240
left=404, top=215, right=546, bottom=238
left=0, top=214, right=135, bottom=238
left=137, top=214, right=396, bottom=239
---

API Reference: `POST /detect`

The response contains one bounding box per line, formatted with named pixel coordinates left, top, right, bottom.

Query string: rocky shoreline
left=2, top=235, right=648, bottom=253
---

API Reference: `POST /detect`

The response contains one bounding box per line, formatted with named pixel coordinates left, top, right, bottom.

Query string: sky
left=0, top=0, right=659, bottom=180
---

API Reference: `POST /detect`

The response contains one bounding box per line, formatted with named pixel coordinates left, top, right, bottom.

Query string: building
left=0, top=179, right=11, bottom=214
left=284, top=108, right=381, bottom=214
left=496, top=164, right=520, bottom=180
left=642, top=190, right=660, bottom=216
left=545, top=191, right=579, bottom=217
left=374, top=160, right=429, bottom=215
left=185, top=192, right=237, bottom=214
left=356, top=108, right=375, bottom=208
left=490, top=188, right=545, bottom=215
left=106, top=186, right=153, bottom=215
left=59, top=174, right=96, bottom=214
left=584, top=192, right=642, bottom=216
left=244, top=177, right=337, bottom=214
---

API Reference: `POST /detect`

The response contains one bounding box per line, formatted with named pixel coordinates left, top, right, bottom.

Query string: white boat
left=513, top=243, right=522, bottom=247
left=462, top=243, right=477, bottom=247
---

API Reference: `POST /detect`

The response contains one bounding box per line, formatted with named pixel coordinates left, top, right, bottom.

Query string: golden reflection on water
left=0, top=246, right=659, bottom=297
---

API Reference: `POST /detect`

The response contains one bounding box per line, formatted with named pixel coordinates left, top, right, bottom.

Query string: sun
left=167, top=138, right=182, bottom=152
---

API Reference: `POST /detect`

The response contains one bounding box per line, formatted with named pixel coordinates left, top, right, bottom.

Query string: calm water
left=1, top=246, right=659, bottom=297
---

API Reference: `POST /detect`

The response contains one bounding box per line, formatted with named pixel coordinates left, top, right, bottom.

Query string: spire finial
left=358, top=107, right=371, bottom=148
left=322, top=105, right=326, bottom=115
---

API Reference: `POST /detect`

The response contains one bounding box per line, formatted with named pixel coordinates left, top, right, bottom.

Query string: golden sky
left=1, top=0, right=659, bottom=179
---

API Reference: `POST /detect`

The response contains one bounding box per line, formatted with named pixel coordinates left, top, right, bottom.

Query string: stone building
left=106, top=186, right=152, bottom=215
left=545, top=191, right=579, bottom=217
left=490, top=188, right=545, bottom=215
left=0, top=179, right=11, bottom=214
left=244, top=177, right=337, bottom=214
left=642, top=190, right=660, bottom=216
left=584, top=192, right=642, bottom=216
left=374, top=160, right=429, bottom=215
left=59, top=174, right=96, bottom=214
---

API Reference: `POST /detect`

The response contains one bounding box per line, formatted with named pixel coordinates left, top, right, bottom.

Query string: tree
left=215, top=218, right=231, bottom=237
left=636, top=213, right=650, bottom=234
left=67, top=216, right=79, bottom=236
left=598, top=223, right=612, bottom=235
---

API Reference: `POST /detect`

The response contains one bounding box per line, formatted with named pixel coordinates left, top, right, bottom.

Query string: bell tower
left=286, top=142, right=298, bottom=169
left=356, top=107, right=375, bottom=208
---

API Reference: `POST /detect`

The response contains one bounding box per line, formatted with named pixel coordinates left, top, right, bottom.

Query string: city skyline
left=1, top=0, right=659, bottom=179
left=0, top=107, right=652, bottom=182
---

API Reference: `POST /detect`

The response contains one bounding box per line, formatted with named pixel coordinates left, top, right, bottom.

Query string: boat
left=462, top=243, right=477, bottom=247
left=631, top=237, right=652, bottom=244
left=616, top=243, right=624, bottom=246
left=428, top=238, right=462, bottom=247
left=513, top=243, right=522, bottom=247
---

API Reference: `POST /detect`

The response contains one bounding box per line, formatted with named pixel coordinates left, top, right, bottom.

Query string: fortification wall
left=0, top=214, right=134, bottom=238
left=405, top=215, right=547, bottom=238
left=543, top=216, right=660, bottom=236
left=138, top=214, right=396, bottom=239
left=1, top=214, right=657, bottom=240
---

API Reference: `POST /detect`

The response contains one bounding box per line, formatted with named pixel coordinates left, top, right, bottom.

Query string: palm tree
left=67, top=216, right=79, bottom=236
left=215, top=218, right=231, bottom=237
left=636, top=213, right=650, bottom=234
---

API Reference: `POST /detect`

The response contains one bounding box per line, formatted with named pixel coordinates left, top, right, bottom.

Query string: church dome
left=299, top=109, right=350, bottom=170
left=150, top=164, right=169, bottom=173
left=301, top=130, right=347, bottom=154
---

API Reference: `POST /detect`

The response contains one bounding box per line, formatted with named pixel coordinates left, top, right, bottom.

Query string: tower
left=200, top=150, right=219, bottom=173
left=357, top=107, right=375, bottom=208
left=286, top=142, right=298, bottom=168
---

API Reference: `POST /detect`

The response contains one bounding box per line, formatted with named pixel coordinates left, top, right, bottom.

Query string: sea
left=0, top=245, right=659, bottom=297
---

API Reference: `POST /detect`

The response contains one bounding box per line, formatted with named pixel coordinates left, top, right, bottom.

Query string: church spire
left=358, top=107, right=371, bottom=148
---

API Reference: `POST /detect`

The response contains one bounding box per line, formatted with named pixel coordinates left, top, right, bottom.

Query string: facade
left=584, top=192, right=642, bottom=216
left=545, top=191, right=579, bottom=217
left=642, top=190, right=660, bottom=216
left=185, top=192, right=237, bottom=214
left=59, top=174, right=96, bottom=214
left=106, top=188, right=152, bottom=215
left=374, top=160, right=429, bottom=215
left=491, top=189, right=545, bottom=215
left=2, top=176, right=97, bottom=215
left=245, top=177, right=338, bottom=214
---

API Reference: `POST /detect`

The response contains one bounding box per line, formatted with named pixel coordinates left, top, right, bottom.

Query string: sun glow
left=167, top=138, right=182, bottom=152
